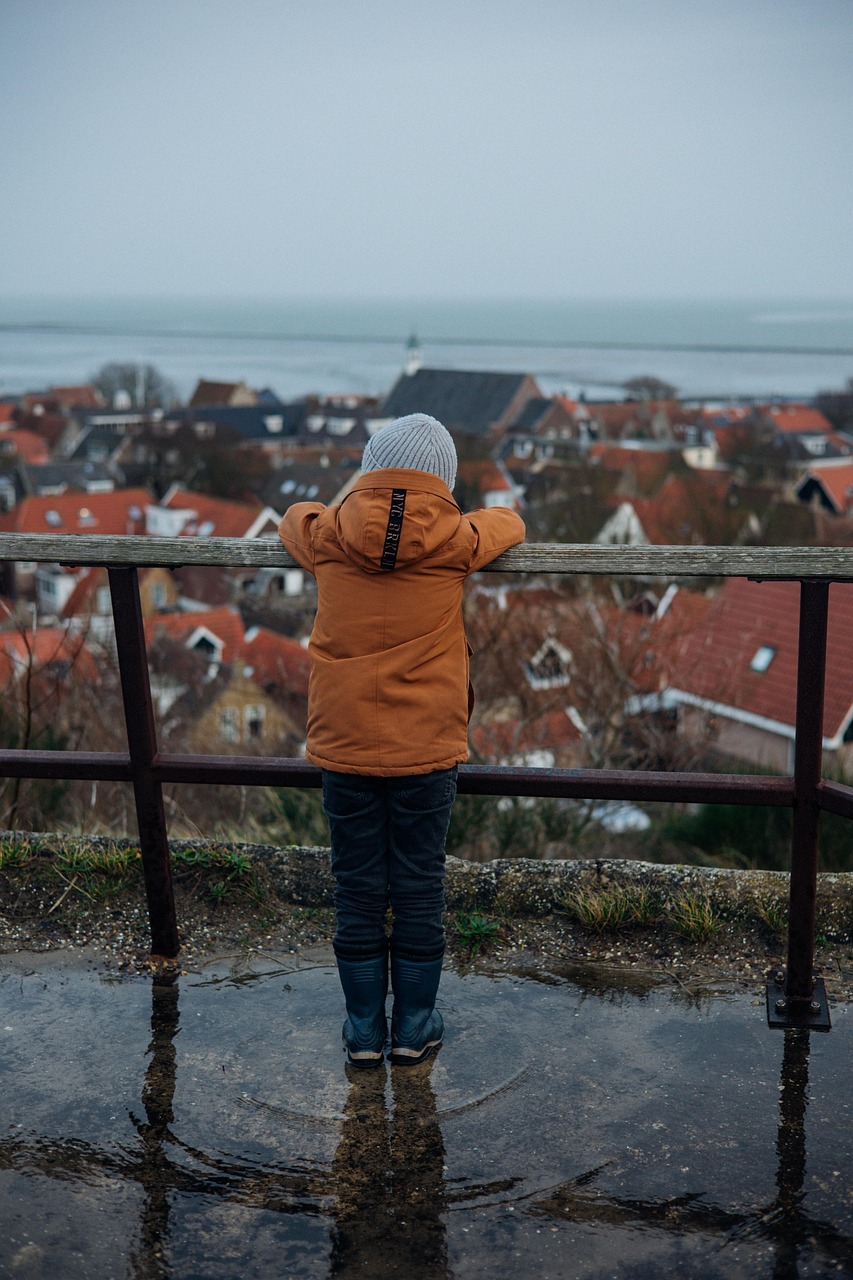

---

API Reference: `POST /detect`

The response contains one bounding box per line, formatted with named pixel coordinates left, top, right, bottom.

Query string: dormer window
left=193, top=635, right=219, bottom=658
left=526, top=638, right=573, bottom=690
left=750, top=645, right=776, bottom=673
left=45, top=510, right=62, bottom=527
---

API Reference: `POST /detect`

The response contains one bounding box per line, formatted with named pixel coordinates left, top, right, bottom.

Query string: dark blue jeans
left=322, top=767, right=458, bottom=963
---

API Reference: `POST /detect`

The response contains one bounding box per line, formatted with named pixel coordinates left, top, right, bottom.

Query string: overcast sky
left=1, top=0, right=851, bottom=301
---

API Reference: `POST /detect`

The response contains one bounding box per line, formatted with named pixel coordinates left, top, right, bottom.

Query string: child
left=279, top=413, right=525, bottom=1067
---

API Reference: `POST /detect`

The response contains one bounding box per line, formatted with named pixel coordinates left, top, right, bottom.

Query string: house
left=163, top=399, right=307, bottom=452
left=589, top=442, right=680, bottom=496
left=9, top=405, right=73, bottom=454
left=265, top=448, right=359, bottom=512
left=0, top=624, right=102, bottom=739
left=594, top=471, right=747, bottom=547
left=145, top=605, right=247, bottom=667
left=663, top=578, right=853, bottom=772
left=56, top=565, right=180, bottom=637
left=381, top=367, right=541, bottom=438
left=467, top=581, right=715, bottom=773
left=585, top=399, right=700, bottom=443
left=0, top=429, right=51, bottom=469
left=47, top=385, right=105, bottom=413
left=64, top=409, right=155, bottom=468
left=144, top=607, right=308, bottom=752
left=188, top=379, right=258, bottom=408
left=455, top=460, right=524, bottom=512
left=794, top=461, right=853, bottom=517
left=145, top=486, right=284, bottom=607
left=11, top=461, right=116, bottom=502
left=758, top=404, right=837, bottom=458
left=0, top=487, right=152, bottom=600
left=0, top=624, right=100, bottom=689
left=176, top=664, right=302, bottom=753
left=506, top=395, right=578, bottom=442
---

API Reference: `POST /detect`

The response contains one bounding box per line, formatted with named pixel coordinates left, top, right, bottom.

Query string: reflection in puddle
left=0, top=959, right=852, bottom=1278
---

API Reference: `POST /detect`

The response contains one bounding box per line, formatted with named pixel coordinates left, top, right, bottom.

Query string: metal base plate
left=766, top=973, right=831, bottom=1031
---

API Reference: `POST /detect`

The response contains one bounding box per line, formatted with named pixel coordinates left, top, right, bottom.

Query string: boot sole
left=344, top=1046, right=385, bottom=1068
left=389, top=1038, right=442, bottom=1066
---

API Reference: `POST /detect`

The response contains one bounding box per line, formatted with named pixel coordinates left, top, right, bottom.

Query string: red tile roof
left=49, top=385, right=105, bottom=411
left=589, top=444, right=677, bottom=495
left=0, top=626, right=100, bottom=686
left=762, top=405, right=834, bottom=435
left=145, top=606, right=246, bottom=664
left=0, top=488, right=151, bottom=535
left=668, top=578, right=853, bottom=741
left=796, top=463, right=853, bottom=515
left=60, top=565, right=164, bottom=619
left=471, top=706, right=583, bottom=763
left=620, top=472, right=740, bottom=545
left=0, top=428, right=50, bottom=464
left=160, top=488, right=275, bottom=538
left=242, top=627, right=309, bottom=696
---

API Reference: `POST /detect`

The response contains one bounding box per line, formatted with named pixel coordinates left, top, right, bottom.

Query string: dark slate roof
left=65, top=422, right=129, bottom=462
left=165, top=402, right=306, bottom=442
left=381, top=368, right=535, bottom=435
left=15, top=461, right=117, bottom=497
left=262, top=455, right=360, bottom=509
left=509, top=397, right=555, bottom=432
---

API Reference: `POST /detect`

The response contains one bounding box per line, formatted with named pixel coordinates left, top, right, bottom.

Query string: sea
left=1, top=295, right=853, bottom=406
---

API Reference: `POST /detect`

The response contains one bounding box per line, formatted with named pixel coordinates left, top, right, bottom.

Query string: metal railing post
left=108, top=567, right=180, bottom=958
left=767, top=580, right=831, bottom=1029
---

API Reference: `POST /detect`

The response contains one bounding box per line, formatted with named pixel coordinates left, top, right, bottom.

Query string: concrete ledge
left=9, top=834, right=850, bottom=932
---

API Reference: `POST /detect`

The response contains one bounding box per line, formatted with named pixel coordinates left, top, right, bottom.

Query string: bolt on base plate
left=766, top=972, right=831, bottom=1031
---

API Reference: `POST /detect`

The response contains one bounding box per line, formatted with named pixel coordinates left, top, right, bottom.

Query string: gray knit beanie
left=361, top=413, right=457, bottom=491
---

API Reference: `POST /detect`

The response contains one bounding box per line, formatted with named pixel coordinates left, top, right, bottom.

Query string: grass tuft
left=668, top=892, right=722, bottom=942
left=452, top=912, right=501, bottom=957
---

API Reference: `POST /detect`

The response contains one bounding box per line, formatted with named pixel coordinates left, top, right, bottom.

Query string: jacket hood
left=334, top=467, right=463, bottom=573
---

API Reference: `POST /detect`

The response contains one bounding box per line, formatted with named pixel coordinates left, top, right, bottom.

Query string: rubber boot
left=389, top=955, right=444, bottom=1066
left=336, top=953, right=388, bottom=1069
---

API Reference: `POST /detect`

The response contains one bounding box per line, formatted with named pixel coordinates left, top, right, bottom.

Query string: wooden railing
left=2, top=533, right=852, bottom=1030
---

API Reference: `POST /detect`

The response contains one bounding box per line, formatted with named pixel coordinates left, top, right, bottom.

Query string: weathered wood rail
left=3, top=533, right=853, bottom=1030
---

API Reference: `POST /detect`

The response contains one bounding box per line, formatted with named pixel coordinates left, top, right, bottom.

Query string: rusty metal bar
left=456, top=765, right=795, bottom=806
left=772, top=580, right=831, bottom=1028
left=816, top=779, right=853, bottom=821
left=0, top=748, right=799, bottom=806
left=108, top=567, right=179, bottom=959
left=0, top=750, right=132, bottom=780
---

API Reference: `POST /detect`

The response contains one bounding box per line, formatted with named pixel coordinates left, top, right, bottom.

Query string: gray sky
left=1, top=0, right=851, bottom=301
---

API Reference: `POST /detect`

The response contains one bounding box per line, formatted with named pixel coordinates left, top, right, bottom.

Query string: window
left=750, top=645, right=776, bottom=673
left=526, top=638, right=573, bottom=690
left=192, top=635, right=218, bottom=658
left=96, top=586, right=111, bottom=614
left=219, top=708, right=239, bottom=742
left=150, top=582, right=167, bottom=609
left=245, top=704, right=265, bottom=740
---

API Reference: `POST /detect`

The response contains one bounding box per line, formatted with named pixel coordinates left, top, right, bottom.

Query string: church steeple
left=405, top=332, right=422, bottom=376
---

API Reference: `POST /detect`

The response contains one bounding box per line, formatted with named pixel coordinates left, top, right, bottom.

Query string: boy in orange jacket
left=279, top=413, right=525, bottom=1066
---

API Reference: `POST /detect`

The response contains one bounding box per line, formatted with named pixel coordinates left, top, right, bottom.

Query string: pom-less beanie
left=361, top=413, right=457, bottom=491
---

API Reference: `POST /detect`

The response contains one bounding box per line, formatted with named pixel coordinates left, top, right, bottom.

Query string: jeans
left=322, top=767, right=458, bottom=964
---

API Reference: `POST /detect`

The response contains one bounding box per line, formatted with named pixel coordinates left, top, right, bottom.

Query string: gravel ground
left=2, top=835, right=853, bottom=1003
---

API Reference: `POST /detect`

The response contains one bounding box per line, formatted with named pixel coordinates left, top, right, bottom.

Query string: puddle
left=1, top=955, right=851, bottom=1278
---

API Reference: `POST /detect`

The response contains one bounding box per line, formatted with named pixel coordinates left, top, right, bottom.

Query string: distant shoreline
left=2, top=319, right=851, bottom=359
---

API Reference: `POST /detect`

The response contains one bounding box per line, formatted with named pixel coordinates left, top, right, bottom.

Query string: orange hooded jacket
left=278, top=466, right=525, bottom=776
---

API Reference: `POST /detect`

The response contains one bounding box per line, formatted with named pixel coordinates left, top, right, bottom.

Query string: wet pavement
left=1, top=954, right=852, bottom=1280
